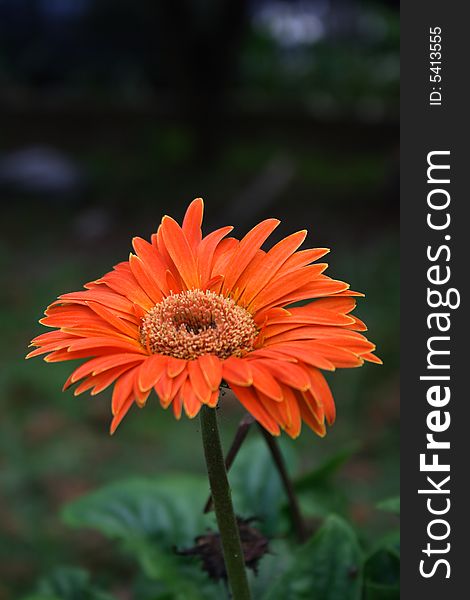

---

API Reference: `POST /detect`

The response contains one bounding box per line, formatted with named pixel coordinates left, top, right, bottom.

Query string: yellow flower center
left=140, top=290, right=258, bottom=360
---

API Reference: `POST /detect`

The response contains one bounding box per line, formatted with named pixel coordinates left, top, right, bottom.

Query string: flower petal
left=251, top=359, right=310, bottom=391
left=55, top=290, right=135, bottom=315
left=239, top=230, right=308, bottom=306
left=222, top=357, right=253, bottom=386
left=228, top=385, right=280, bottom=435
left=86, top=302, right=140, bottom=338
left=264, top=277, right=349, bottom=311
left=159, top=369, right=187, bottom=409
left=211, top=238, right=238, bottom=278
left=154, top=371, right=176, bottom=407
left=64, top=353, right=144, bottom=389
left=297, top=396, right=326, bottom=437
left=222, top=219, right=280, bottom=294
left=96, top=263, right=154, bottom=310
left=167, top=357, right=187, bottom=378
left=198, top=354, right=223, bottom=391
left=280, top=386, right=302, bottom=438
left=133, top=380, right=151, bottom=407
left=250, top=363, right=284, bottom=402
left=265, top=342, right=336, bottom=371
left=249, top=264, right=328, bottom=313
left=132, top=236, right=171, bottom=296
left=173, top=394, right=183, bottom=419
left=112, top=370, right=136, bottom=415
left=160, top=216, right=199, bottom=289
left=73, top=364, right=135, bottom=397
left=129, top=254, right=164, bottom=304
left=271, top=248, right=330, bottom=280
left=307, top=368, right=336, bottom=425
left=207, top=389, right=220, bottom=408
left=110, top=395, right=135, bottom=434
left=361, top=352, right=383, bottom=365
left=197, top=226, right=234, bottom=287
left=181, top=377, right=202, bottom=418
left=182, top=197, right=204, bottom=251
left=138, top=355, right=169, bottom=391
left=257, top=389, right=290, bottom=430
left=66, top=336, right=146, bottom=354
left=188, top=359, right=212, bottom=404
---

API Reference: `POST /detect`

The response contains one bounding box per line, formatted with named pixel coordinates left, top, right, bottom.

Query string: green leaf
left=263, top=515, right=363, bottom=600
left=21, top=596, right=59, bottom=600
left=131, top=545, right=226, bottom=600
left=292, top=448, right=357, bottom=519
left=294, top=446, right=357, bottom=492
left=132, top=569, right=226, bottom=600
left=295, top=485, right=347, bottom=520
left=61, top=475, right=223, bottom=599
left=371, top=530, right=400, bottom=560
left=247, top=539, right=295, bottom=599
left=363, top=581, right=400, bottom=600
left=376, top=497, right=400, bottom=515
left=62, top=474, right=213, bottom=548
left=23, top=567, right=115, bottom=600
left=229, top=437, right=297, bottom=534
left=364, top=531, right=400, bottom=600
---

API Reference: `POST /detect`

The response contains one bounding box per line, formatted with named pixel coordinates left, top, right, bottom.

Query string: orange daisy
left=27, top=198, right=381, bottom=437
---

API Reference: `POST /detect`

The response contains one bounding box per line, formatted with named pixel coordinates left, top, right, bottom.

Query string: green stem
left=200, top=405, right=252, bottom=600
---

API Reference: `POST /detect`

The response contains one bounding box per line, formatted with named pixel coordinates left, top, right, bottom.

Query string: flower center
left=140, top=290, right=258, bottom=360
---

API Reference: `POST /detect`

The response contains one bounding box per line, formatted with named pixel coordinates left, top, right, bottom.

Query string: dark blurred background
left=0, top=0, right=399, bottom=597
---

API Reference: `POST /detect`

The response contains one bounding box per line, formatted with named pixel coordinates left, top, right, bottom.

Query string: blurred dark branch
left=257, top=425, right=308, bottom=543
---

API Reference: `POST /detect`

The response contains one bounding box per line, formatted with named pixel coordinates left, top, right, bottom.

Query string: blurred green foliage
left=19, top=444, right=399, bottom=599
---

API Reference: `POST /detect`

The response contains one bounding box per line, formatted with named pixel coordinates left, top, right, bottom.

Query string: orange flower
left=27, top=199, right=381, bottom=437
